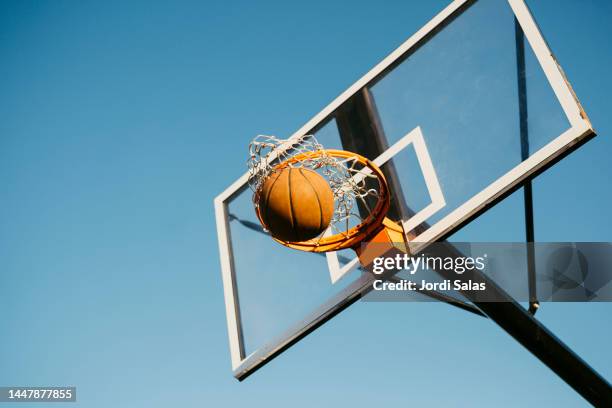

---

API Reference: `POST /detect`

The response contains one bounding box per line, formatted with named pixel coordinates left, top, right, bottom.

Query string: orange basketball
left=257, top=167, right=335, bottom=242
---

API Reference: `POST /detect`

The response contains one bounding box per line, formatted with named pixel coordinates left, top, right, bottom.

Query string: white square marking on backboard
left=325, top=126, right=446, bottom=284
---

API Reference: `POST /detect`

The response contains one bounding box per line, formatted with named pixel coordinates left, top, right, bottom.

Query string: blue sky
left=1, top=0, right=611, bottom=407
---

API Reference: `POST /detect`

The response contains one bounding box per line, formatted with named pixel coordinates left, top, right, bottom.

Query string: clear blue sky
left=1, top=0, right=610, bottom=407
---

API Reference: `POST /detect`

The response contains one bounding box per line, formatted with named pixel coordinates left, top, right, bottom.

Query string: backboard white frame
left=215, top=0, right=594, bottom=379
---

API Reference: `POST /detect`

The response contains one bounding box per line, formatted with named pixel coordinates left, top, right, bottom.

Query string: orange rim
left=254, top=149, right=390, bottom=253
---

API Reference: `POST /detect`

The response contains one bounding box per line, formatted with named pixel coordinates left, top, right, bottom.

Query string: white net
left=248, top=134, right=383, bottom=240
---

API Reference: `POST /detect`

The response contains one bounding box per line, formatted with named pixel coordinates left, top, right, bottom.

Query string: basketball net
left=248, top=134, right=407, bottom=264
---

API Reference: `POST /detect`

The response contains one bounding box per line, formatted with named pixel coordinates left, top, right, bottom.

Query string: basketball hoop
left=248, top=135, right=400, bottom=254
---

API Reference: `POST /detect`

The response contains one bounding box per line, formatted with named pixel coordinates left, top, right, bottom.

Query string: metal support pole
left=515, top=17, right=539, bottom=314
left=425, top=242, right=612, bottom=406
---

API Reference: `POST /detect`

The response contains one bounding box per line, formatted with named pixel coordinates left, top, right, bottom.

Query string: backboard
left=215, top=0, right=594, bottom=380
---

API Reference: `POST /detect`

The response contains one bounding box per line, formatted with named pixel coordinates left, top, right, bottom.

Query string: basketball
left=257, top=167, right=334, bottom=242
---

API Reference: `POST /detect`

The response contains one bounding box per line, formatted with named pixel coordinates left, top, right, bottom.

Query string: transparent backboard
left=215, top=0, right=594, bottom=379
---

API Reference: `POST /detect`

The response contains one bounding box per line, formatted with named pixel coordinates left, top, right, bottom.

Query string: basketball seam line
left=299, top=168, right=324, bottom=232
left=287, top=168, right=295, bottom=232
